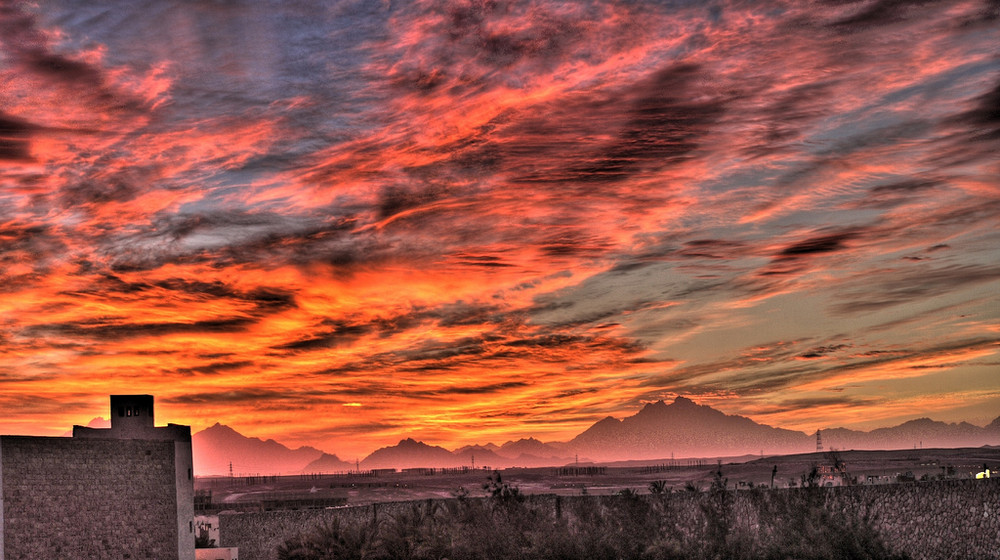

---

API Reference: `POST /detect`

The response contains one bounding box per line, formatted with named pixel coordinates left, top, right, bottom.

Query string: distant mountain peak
left=455, top=443, right=499, bottom=453
left=362, top=438, right=458, bottom=469
left=635, top=397, right=701, bottom=417
left=571, top=397, right=809, bottom=460
left=192, top=422, right=326, bottom=476
left=634, top=399, right=664, bottom=412
left=201, top=422, right=240, bottom=435
left=301, top=452, right=353, bottom=473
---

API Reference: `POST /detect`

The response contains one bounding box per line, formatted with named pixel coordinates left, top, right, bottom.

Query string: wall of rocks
left=1, top=435, right=180, bottom=560
left=826, top=478, right=1000, bottom=559
left=219, top=477, right=1000, bottom=560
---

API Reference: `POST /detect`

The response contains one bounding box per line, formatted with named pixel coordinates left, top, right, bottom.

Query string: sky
left=1, top=0, right=998, bottom=460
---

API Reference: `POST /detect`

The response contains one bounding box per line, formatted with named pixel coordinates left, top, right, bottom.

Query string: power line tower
left=816, top=429, right=823, bottom=452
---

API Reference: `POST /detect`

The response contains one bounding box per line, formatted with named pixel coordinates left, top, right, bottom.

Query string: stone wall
left=220, top=478, right=1000, bottom=560
left=826, top=479, right=1000, bottom=559
left=1, top=435, right=180, bottom=560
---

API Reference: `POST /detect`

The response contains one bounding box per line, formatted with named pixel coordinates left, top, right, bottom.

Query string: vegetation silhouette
left=276, top=471, right=910, bottom=560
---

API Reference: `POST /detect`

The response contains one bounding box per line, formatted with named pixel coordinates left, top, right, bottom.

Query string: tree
left=801, top=465, right=820, bottom=488
left=276, top=517, right=379, bottom=560
left=649, top=480, right=669, bottom=494
left=701, top=467, right=732, bottom=558
left=483, top=471, right=522, bottom=504
left=194, top=532, right=215, bottom=548
left=380, top=500, right=449, bottom=560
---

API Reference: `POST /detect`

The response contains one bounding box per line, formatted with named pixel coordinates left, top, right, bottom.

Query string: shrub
left=649, top=480, right=669, bottom=494
left=276, top=517, right=379, bottom=560
left=275, top=480, right=910, bottom=560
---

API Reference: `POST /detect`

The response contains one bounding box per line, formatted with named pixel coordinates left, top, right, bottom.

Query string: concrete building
left=1, top=395, right=194, bottom=559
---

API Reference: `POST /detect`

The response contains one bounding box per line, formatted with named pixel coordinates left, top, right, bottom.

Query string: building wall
left=74, top=395, right=196, bottom=560
left=195, top=547, right=239, bottom=560
left=174, top=437, right=196, bottom=558
left=0, top=435, right=180, bottom=560
left=0, top=440, right=5, bottom=560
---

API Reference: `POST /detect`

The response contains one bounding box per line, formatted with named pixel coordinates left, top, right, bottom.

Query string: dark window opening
left=118, top=406, right=125, bottom=417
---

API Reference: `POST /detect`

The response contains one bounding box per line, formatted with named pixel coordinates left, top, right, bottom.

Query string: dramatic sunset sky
left=1, top=0, right=998, bottom=459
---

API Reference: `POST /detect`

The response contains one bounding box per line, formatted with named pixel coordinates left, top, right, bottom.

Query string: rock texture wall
left=220, top=478, right=1000, bottom=560
left=1, top=436, right=180, bottom=560
left=827, top=479, right=1000, bottom=559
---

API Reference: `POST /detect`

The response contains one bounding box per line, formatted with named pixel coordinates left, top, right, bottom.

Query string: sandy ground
left=194, top=446, right=1000, bottom=508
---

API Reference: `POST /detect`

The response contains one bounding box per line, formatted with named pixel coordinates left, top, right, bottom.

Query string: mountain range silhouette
left=189, top=397, right=1000, bottom=475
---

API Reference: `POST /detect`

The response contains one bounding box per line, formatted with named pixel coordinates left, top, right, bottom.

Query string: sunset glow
left=1, top=0, right=998, bottom=460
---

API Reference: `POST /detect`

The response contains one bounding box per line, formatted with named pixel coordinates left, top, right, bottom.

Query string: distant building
left=196, top=515, right=221, bottom=547
left=0, top=395, right=194, bottom=559
left=817, top=464, right=848, bottom=487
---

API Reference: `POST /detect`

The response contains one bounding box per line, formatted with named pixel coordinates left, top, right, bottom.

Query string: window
left=118, top=406, right=125, bottom=417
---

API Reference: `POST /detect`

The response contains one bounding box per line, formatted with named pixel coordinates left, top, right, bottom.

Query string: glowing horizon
left=1, top=0, right=998, bottom=461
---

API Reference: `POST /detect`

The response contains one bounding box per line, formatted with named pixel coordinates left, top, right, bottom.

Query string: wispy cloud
left=0, top=0, right=997, bottom=457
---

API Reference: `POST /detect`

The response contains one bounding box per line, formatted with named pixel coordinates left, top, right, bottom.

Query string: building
left=1, top=395, right=194, bottom=559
